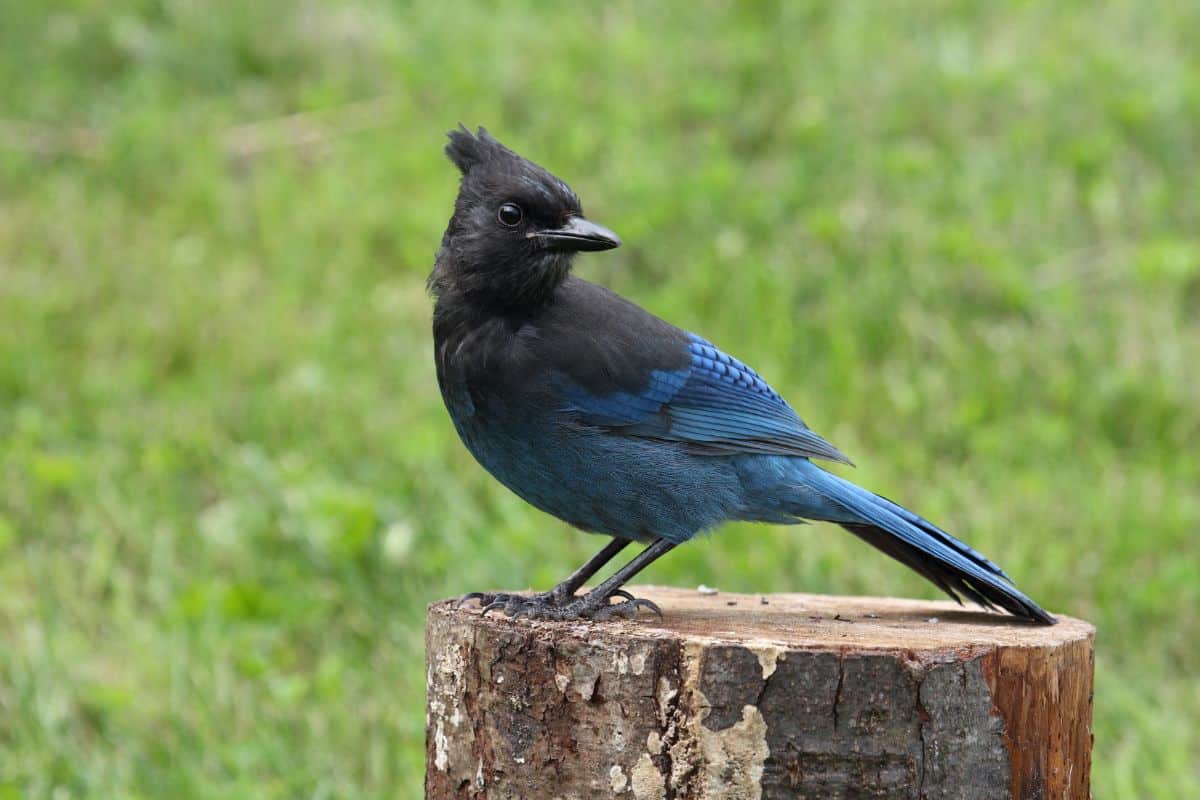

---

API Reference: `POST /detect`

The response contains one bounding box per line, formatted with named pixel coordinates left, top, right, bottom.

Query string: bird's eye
left=497, top=203, right=523, bottom=227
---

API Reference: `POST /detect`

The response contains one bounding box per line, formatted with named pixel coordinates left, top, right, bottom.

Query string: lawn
left=1, top=1, right=1197, bottom=797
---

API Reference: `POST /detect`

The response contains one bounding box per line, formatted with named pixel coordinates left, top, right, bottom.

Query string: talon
left=632, top=598, right=664, bottom=618
left=457, top=592, right=491, bottom=608
left=468, top=587, right=661, bottom=622
left=594, top=591, right=663, bottom=619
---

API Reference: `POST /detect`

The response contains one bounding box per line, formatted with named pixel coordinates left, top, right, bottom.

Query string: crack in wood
left=832, top=649, right=846, bottom=733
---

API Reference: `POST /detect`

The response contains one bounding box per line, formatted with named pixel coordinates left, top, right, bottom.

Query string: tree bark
left=426, top=586, right=1094, bottom=799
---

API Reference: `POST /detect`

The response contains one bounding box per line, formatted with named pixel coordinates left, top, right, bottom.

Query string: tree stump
left=425, top=586, right=1094, bottom=799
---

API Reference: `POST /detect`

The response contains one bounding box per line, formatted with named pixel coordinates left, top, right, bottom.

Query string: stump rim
left=429, top=584, right=1093, bottom=656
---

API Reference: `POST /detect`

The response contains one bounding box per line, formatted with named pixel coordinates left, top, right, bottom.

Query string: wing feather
left=560, top=333, right=852, bottom=465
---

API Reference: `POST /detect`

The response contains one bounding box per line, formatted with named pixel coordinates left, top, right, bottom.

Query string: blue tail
left=789, top=460, right=1054, bottom=624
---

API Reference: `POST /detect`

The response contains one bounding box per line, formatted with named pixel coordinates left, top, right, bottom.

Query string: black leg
left=577, top=538, right=675, bottom=603
left=459, top=537, right=630, bottom=612
left=502, top=538, right=677, bottom=621
left=548, top=537, right=630, bottom=598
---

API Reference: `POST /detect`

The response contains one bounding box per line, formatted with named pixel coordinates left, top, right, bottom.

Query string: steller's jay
left=430, top=126, right=1053, bottom=624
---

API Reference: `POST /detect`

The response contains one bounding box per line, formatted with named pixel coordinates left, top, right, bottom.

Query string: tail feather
left=861, top=491, right=1012, bottom=582
left=796, top=463, right=1054, bottom=624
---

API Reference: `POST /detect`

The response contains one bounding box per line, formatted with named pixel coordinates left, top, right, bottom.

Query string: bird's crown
left=444, top=125, right=581, bottom=214
left=445, top=125, right=519, bottom=175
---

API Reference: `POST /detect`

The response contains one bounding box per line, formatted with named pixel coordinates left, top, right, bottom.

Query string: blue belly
left=448, top=395, right=749, bottom=543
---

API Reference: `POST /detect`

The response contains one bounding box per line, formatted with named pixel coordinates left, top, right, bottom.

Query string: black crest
left=445, top=125, right=516, bottom=175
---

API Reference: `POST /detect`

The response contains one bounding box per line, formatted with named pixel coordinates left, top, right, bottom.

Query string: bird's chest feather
left=435, top=322, right=587, bottom=523
left=433, top=310, right=543, bottom=450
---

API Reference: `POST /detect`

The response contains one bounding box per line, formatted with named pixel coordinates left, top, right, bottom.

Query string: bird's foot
left=462, top=588, right=661, bottom=621
left=457, top=590, right=558, bottom=615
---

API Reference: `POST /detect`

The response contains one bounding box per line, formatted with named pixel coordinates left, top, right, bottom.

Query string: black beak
left=531, top=216, right=621, bottom=252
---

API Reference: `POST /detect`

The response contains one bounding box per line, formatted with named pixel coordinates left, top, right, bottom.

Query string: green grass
left=1, top=1, right=1198, bottom=796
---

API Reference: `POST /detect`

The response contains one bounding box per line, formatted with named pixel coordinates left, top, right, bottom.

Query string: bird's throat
left=431, top=245, right=572, bottom=315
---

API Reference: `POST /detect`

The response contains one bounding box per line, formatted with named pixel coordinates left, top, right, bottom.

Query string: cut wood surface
left=426, top=586, right=1094, bottom=799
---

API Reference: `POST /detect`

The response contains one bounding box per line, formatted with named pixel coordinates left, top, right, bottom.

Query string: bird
left=430, top=125, right=1054, bottom=625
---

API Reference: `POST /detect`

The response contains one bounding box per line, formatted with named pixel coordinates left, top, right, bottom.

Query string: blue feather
left=776, top=460, right=1048, bottom=621
left=560, top=333, right=852, bottom=464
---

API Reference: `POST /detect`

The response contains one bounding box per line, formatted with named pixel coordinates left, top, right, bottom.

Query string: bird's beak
left=531, top=216, right=622, bottom=252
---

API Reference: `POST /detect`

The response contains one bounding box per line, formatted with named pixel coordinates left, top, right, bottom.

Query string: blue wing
left=559, top=333, right=853, bottom=465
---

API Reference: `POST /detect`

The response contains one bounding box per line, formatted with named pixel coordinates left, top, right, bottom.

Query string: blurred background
left=1, top=1, right=1197, bottom=797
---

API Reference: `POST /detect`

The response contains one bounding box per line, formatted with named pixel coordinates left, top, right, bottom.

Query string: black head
left=430, top=126, right=620, bottom=310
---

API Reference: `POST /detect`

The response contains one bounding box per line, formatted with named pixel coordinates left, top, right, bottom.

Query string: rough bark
left=426, top=587, right=1094, bottom=799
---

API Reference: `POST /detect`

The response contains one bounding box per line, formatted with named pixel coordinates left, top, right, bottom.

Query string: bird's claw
left=460, top=590, right=558, bottom=617
left=480, top=599, right=509, bottom=616
left=479, top=593, right=560, bottom=620
left=607, top=590, right=663, bottom=617
left=595, top=594, right=663, bottom=620
left=630, top=596, right=664, bottom=618
left=460, top=588, right=662, bottom=621
left=456, top=591, right=494, bottom=608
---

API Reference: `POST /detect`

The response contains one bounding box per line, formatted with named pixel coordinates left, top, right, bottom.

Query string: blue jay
left=430, top=126, right=1052, bottom=624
